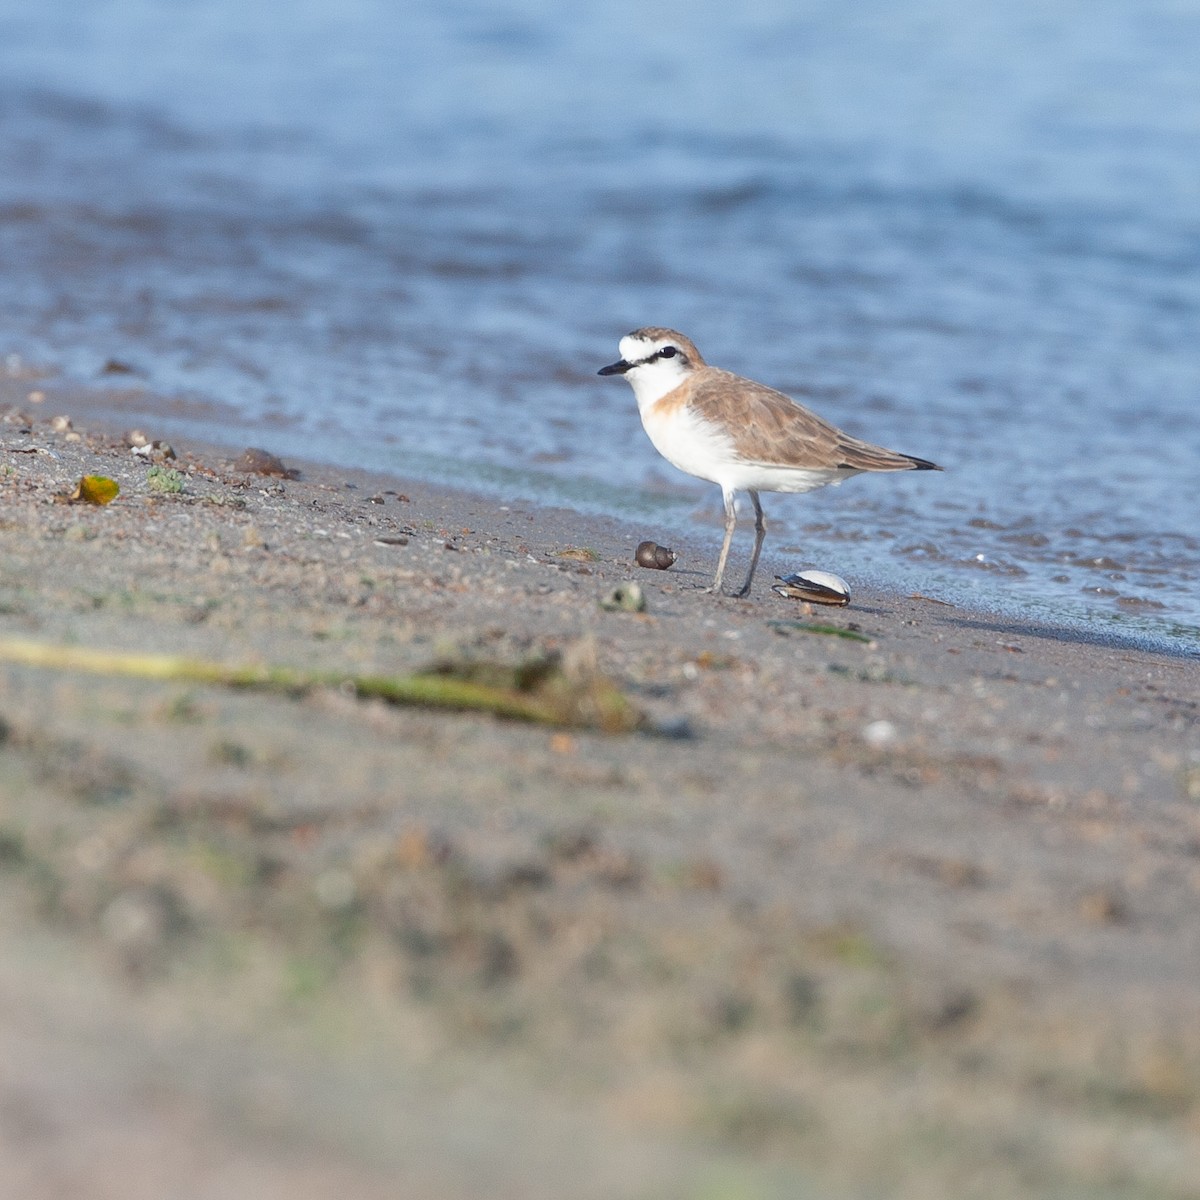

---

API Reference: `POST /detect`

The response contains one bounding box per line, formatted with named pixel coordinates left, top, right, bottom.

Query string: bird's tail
left=834, top=436, right=942, bottom=473
left=900, top=453, right=941, bottom=471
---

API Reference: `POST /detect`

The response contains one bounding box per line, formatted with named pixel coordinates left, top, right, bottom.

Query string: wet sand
left=1, top=378, right=1199, bottom=1199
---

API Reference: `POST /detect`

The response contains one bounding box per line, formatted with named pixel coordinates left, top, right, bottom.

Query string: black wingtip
left=906, top=455, right=942, bottom=471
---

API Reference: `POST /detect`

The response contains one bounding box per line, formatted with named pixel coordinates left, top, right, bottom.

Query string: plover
left=599, top=327, right=940, bottom=596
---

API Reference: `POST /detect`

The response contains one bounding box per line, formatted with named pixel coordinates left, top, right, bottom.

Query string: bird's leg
left=707, top=488, right=739, bottom=594
left=734, top=490, right=766, bottom=598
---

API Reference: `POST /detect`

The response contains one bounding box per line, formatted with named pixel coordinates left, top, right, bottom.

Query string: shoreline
left=2, top=382, right=1200, bottom=1197
left=9, top=370, right=1197, bottom=660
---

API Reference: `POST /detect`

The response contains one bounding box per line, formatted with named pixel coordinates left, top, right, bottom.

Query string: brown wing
left=688, top=368, right=938, bottom=473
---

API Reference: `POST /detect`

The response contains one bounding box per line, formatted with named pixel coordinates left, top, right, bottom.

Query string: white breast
left=640, top=401, right=734, bottom=486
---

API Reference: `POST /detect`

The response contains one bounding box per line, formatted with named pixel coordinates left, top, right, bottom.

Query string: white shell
left=771, top=569, right=851, bottom=606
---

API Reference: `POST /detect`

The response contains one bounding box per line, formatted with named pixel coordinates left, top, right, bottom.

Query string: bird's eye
left=658, top=346, right=678, bottom=359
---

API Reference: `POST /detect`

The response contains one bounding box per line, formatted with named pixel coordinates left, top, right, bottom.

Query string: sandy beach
left=1, top=377, right=1199, bottom=1199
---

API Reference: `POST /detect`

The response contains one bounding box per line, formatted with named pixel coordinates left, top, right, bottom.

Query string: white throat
left=618, top=337, right=692, bottom=411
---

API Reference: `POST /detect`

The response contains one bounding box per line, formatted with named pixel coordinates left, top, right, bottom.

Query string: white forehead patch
left=619, top=333, right=661, bottom=363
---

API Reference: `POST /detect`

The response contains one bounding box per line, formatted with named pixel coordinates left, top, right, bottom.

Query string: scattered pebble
left=235, top=447, right=293, bottom=477
left=101, top=889, right=165, bottom=950
left=1078, top=888, right=1128, bottom=925
left=600, top=582, right=646, bottom=612
left=862, top=719, right=898, bottom=748
left=549, top=732, right=576, bottom=755
left=394, top=826, right=453, bottom=870
left=541, top=826, right=596, bottom=862
left=100, top=358, right=138, bottom=375
left=684, top=858, right=723, bottom=891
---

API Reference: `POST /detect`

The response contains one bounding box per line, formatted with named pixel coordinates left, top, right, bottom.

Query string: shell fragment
left=634, top=540, right=676, bottom=570
left=772, top=570, right=851, bottom=606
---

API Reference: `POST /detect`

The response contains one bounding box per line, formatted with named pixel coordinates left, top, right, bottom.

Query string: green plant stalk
left=767, top=620, right=873, bottom=643
left=0, top=638, right=642, bottom=732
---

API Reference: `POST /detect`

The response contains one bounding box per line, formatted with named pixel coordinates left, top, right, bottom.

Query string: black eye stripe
left=635, top=345, right=682, bottom=366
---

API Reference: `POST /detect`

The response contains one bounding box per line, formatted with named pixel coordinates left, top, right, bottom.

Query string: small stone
left=1079, top=888, right=1128, bottom=924
left=394, top=827, right=452, bottom=870
left=235, top=447, right=292, bottom=477
left=862, top=719, right=897, bottom=748
left=600, top=582, right=646, bottom=612
left=684, top=858, right=723, bottom=891
left=100, top=358, right=138, bottom=375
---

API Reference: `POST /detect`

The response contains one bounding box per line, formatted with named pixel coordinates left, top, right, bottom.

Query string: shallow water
left=1, top=0, right=1198, bottom=639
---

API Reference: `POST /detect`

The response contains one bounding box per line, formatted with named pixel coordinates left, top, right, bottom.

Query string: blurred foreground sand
left=1, top=385, right=1198, bottom=1198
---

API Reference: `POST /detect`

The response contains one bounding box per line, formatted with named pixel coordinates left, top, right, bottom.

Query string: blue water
left=1, top=0, right=1198, bottom=639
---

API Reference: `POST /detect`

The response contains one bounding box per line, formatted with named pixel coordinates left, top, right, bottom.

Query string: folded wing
left=689, top=369, right=939, bottom=474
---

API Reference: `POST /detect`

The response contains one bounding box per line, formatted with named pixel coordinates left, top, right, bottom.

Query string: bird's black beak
left=598, top=359, right=631, bottom=376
